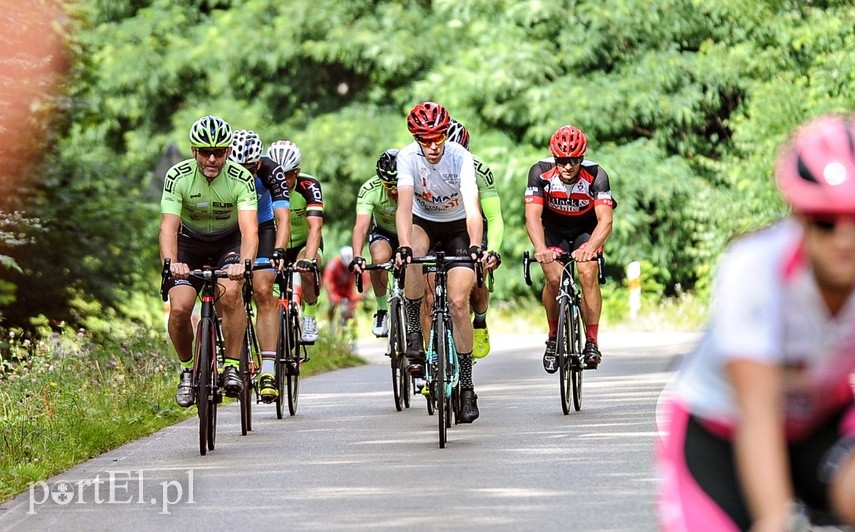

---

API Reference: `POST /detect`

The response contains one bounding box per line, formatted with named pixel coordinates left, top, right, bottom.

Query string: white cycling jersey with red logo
left=396, top=141, right=477, bottom=222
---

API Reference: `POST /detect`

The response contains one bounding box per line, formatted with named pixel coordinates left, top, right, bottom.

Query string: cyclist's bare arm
left=524, top=202, right=556, bottom=264
left=273, top=206, right=291, bottom=251
left=351, top=213, right=372, bottom=271
left=727, top=358, right=794, bottom=530
left=231, top=209, right=258, bottom=280
left=159, top=213, right=190, bottom=278
left=304, top=216, right=323, bottom=262
left=395, top=185, right=415, bottom=260
left=464, top=192, right=483, bottom=251
left=573, top=203, right=613, bottom=263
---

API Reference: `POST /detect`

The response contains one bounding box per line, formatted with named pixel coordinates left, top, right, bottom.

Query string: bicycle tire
left=401, top=357, right=411, bottom=409
left=239, top=329, right=252, bottom=435
left=287, top=307, right=301, bottom=416
left=208, top=319, right=222, bottom=452
left=196, top=318, right=212, bottom=455
left=275, top=308, right=288, bottom=420
left=389, top=298, right=404, bottom=411
left=556, top=300, right=573, bottom=416
left=570, top=305, right=584, bottom=412
left=435, top=320, right=448, bottom=448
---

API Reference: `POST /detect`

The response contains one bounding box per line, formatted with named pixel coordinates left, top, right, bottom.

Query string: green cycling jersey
left=288, top=172, right=324, bottom=248
left=161, top=158, right=256, bottom=238
left=356, top=176, right=397, bottom=233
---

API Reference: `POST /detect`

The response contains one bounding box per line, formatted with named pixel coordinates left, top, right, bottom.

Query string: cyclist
left=442, top=118, right=503, bottom=360
left=395, top=101, right=485, bottom=423
left=656, top=114, right=855, bottom=531
left=524, top=125, right=615, bottom=374
left=349, top=148, right=400, bottom=337
left=160, top=115, right=258, bottom=407
left=323, top=245, right=363, bottom=337
left=228, top=130, right=290, bottom=401
left=266, top=140, right=324, bottom=343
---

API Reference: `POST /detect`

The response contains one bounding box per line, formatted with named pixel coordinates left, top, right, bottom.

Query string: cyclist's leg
left=802, top=401, right=855, bottom=524
left=254, top=220, right=279, bottom=385
left=167, top=285, right=198, bottom=363
left=445, top=227, right=479, bottom=422
left=369, top=235, right=394, bottom=336
left=571, top=233, right=603, bottom=366
left=470, top=283, right=490, bottom=359
left=403, top=222, right=429, bottom=362
left=655, top=399, right=746, bottom=531
left=447, top=268, right=475, bottom=354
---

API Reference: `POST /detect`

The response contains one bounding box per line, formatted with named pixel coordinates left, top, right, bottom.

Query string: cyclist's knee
left=448, top=292, right=470, bottom=317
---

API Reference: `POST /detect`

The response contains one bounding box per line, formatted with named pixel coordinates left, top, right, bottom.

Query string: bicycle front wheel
left=275, top=308, right=288, bottom=420
left=570, top=306, right=584, bottom=412
left=389, top=298, right=405, bottom=411
left=195, top=320, right=211, bottom=455
left=434, top=320, right=449, bottom=448
left=287, top=307, right=301, bottom=416
left=556, top=301, right=573, bottom=415
left=239, top=329, right=253, bottom=435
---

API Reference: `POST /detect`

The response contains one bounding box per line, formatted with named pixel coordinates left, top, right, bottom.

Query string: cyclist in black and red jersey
left=228, top=130, right=291, bottom=401
left=524, top=125, right=615, bottom=374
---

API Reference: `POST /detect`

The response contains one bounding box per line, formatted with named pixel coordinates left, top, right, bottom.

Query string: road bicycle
left=408, top=252, right=482, bottom=448
left=356, top=260, right=411, bottom=411
left=523, top=250, right=604, bottom=414
left=161, top=259, right=252, bottom=455
left=267, top=258, right=319, bottom=419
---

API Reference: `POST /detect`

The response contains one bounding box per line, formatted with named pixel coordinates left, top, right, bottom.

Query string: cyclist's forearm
left=525, top=208, right=547, bottom=252
left=273, top=207, right=291, bottom=250
left=352, top=215, right=371, bottom=257
left=481, top=196, right=504, bottom=251
left=466, top=213, right=483, bottom=248
left=395, top=188, right=414, bottom=248
left=160, top=214, right=180, bottom=262
left=304, top=218, right=323, bottom=260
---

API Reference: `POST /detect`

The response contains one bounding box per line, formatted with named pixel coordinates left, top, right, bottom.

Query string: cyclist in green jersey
left=419, top=119, right=503, bottom=359
left=160, top=115, right=258, bottom=407
left=267, top=140, right=325, bottom=342
left=349, top=149, right=400, bottom=337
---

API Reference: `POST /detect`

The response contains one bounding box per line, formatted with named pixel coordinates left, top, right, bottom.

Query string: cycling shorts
left=656, top=399, right=855, bottom=531
left=544, top=223, right=596, bottom=255
left=368, top=225, right=399, bottom=252
left=413, top=215, right=473, bottom=271
left=256, top=220, right=276, bottom=262
left=166, top=225, right=242, bottom=293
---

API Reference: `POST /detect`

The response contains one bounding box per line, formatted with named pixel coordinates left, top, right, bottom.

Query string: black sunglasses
left=555, top=156, right=583, bottom=166
left=197, top=147, right=228, bottom=158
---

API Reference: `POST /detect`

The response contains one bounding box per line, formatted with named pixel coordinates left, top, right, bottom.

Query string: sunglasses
left=416, top=133, right=447, bottom=147
left=196, top=147, right=228, bottom=158
left=806, top=215, right=855, bottom=233
left=555, top=156, right=583, bottom=166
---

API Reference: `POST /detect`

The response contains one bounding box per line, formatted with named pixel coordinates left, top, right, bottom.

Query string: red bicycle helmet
left=775, top=114, right=855, bottom=214
left=549, top=125, right=588, bottom=158
left=406, top=102, right=450, bottom=138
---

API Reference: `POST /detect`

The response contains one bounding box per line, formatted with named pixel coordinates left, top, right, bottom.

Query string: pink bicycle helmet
left=550, top=125, right=587, bottom=158
left=775, top=114, right=855, bottom=214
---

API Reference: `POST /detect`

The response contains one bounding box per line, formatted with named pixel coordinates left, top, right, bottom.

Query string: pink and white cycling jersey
left=670, top=219, right=855, bottom=439
left=396, top=141, right=477, bottom=222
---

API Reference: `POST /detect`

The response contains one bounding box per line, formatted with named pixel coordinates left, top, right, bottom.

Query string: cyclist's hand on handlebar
left=294, top=258, right=315, bottom=272
left=226, top=261, right=246, bottom=281
left=571, top=243, right=596, bottom=263
left=271, top=247, right=287, bottom=271
left=169, top=261, right=191, bottom=280
left=483, top=251, right=501, bottom=271
left=468, top=245, right=483, bottom=262
left=534, top=247, right=558, bottom=264
left=349, top=256, right=366, bottom=274
left=395, top=246, right=413, bottom=268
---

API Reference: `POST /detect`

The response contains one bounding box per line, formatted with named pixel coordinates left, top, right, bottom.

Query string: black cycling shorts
left=166, top=225, right=242, bottom=293
left=256, top=220, right=276, bottom=260
left=368, top=225, right=399, bottom=252
left=413, top=215, right=472, bottom=271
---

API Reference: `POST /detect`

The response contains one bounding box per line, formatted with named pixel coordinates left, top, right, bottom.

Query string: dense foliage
left=1, top=0, right=853, bottom=328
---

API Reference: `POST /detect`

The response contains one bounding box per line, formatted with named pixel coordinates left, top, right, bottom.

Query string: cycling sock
left=223, top=358, right=240, bottom=368
left=586, top=324, right=599, bottom=342
left=303, top=301, right=317, bottom=318
left=473, top=310, right=488, bottom=329
left=375, top=296, right=388, bottom=312
left=180, top=358, right=194, bottom=370
left=548, top=319, right=558, bottom=337
left=261, top=352, right=275, bottom=375
left=459, top=352, right=473, bottom=389
left=405, top=297, right=423, bottom=334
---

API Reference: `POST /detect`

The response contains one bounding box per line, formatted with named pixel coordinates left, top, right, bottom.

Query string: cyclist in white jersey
left=394, top=101, right=484, bottom=423
left=656, top=114, right=855, bottom=531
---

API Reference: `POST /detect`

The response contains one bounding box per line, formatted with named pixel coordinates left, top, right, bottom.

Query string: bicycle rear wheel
left=287, top=308, right=301, bottom=415
left=196, top=320, right=211, bottom=455
left=275, top=309, right=288, bottom=419
left=556, top=302, right=573, bottom=416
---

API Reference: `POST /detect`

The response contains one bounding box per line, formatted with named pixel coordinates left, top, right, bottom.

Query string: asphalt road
left=0, top=331, right=699, bottom=531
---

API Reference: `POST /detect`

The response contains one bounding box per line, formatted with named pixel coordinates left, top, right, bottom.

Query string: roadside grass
left=0, top=322, right=361, bottom=503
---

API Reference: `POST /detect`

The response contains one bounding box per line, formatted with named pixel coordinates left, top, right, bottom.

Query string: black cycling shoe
left=458, top=389, right=479, bottom=423
left=405, top=331, right=425, bottom=376
left=583, top=340, right=602, bottom=369
left=543, top=337, right=558, bottom=374
left=221, top=365, right=243, bottom=397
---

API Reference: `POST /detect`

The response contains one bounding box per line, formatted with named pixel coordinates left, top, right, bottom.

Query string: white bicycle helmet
left=339, top=245, right=354, bottom=265
left=229, top=130, right=263, bottom=164
left=267, top=140, right=302, bottom=172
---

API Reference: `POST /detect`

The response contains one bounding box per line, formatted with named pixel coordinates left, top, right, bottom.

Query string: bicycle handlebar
left=354, top=260, right=395, bottom=293
left=254, top=257, right=321, bottom=295
left=522, top=250, right=606, bottom=287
